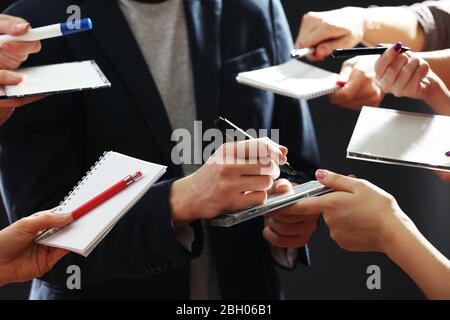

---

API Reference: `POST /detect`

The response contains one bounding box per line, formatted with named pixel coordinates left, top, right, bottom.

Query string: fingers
left=406, top=62, right=429, bottom=91
left=377, top=53, right=409, bottom=91
left=0, top=69, right=22, bottom=85
left=230, top=175, right=274, bottom=192
left=0, top=40, right=41, bottom=69
left=217, top=138, right=288, bottom=166
left=330, top=68, right=368, bottom=106
left=230, top=191, right=267, bottom=211
left=266, top=217, right=318, bottom=237
left=272, top=178, right=292, bottom=194
left=389, top=56, right=420, bottom=95
left=0, top=95, right=45, bottom=108
left=0, top=14, right=30, bottom=36
left=16, top=210, right=73, bottom=236
left=269, top=196, right=327, bottom=216
left=374, top=42, right=403, bottom=79
left=266, top=212, right=320, bottom=224
left=1, top=40, right=42, bottom=56
left=312, top=36, right=352, bottom=61
left=316, top=169, right=361, bottom=193
left=215, top=160, right=280, bottom=179
left=263, top=226, right=311, bottom=249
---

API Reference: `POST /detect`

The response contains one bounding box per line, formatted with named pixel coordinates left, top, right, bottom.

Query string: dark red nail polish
left=336, top=81, right=347, bottom=87
left=446, top=151, right=450, bottom=157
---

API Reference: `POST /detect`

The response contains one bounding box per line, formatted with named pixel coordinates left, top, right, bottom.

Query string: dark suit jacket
left=0, top=0, right=319, bottom=299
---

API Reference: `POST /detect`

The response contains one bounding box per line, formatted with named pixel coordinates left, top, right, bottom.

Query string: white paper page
left=37, top=152, right=167, bottom=256
left=236, top=60, right=339, bottom=100
left=4, top=60, right=110, bottom=98
left=347, top=107, right=450, bottom=171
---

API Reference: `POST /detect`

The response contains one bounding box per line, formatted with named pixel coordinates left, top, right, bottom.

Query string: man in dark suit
left=0, top=0, right=321, bottom=299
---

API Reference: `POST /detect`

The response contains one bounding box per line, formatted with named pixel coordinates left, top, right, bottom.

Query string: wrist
left=170, top=176, right=198, bottom=229
left=380, top=209, right=418, bottom=258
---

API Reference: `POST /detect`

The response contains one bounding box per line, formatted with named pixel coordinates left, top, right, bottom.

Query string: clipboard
left=0, top=60, right=111, bottom=99
left=209, top=180, right=332, bottom=227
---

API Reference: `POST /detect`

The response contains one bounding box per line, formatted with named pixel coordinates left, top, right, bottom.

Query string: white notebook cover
left=347, top=107, right=450, bottom=172
left=236, top=59, right=339, bottom=100
left=37, top=151, right=167, bottom=257
left=0, top=60, right=111, bottom=99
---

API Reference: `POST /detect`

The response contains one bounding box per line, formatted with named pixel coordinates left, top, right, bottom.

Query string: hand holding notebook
left=36, top=151, right=167, bottom=257
left=236, top=59, right=340, bottom=100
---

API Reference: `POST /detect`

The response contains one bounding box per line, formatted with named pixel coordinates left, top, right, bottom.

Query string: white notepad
left=236, top=59, right=339, bottom=100
left=347, top=107, right=450, bottom=172
left=37, top=151, right=167, bottom=257
left=0, top=60, right=111, bottom=99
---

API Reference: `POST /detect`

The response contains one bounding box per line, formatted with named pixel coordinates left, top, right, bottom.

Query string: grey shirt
left=118, top=0, right=297, bottom=300
left=118, top=0, right=220, bottom=300
left=410, top=0, right=450, bottom=50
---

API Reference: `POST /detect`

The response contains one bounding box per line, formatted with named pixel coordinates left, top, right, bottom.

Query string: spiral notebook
left=236, top=59, right=339, bottom=100
left=0, top=60, right=111, bottom=99
left=37, top=151, right=167, bottom=257
left=347, top=107, right=450, bottom=172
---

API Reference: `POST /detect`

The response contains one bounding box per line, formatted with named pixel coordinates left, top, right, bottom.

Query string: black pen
left=214, top=117, right=298, bottom=176
left=332, top=46, right=410, bottom=59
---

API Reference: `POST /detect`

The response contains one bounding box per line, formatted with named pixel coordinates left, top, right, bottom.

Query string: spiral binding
left=57, top=151, right=112, bottom=212
left=305, top=86, right=339, bottom=100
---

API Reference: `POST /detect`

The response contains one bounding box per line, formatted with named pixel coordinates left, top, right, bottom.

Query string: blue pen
left=0, top=18, right=93, bottom=42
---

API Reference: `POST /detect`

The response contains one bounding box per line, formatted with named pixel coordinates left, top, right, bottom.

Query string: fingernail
left=393, top=42, right=403, bottom=52
left=445, top=151, right=450, bottom=157
left=9, top=72, right=23, bottom=81
left=15, top=23, right=29, bottom=30
left=316, top=169, right=329, bottom=180
left=336, top=81, right=347, bottom=87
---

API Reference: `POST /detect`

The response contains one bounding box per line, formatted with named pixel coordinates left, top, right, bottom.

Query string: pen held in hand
left=332, top=46, right=411, bottom=59
left=215, top=117, right=298, bottom=177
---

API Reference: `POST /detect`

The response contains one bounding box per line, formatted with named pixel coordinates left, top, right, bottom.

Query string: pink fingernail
left=15, top=23, right=29, bottom=30
left=316, top=169, right=329, bottom=180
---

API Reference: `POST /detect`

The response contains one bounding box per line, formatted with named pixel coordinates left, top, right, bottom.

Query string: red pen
left=36, top=171, right=143, bottom=241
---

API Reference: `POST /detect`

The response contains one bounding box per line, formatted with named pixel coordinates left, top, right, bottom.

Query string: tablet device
left=209, top=180, right=332, bottom=227
left=0, top=60, right=111, bottom=99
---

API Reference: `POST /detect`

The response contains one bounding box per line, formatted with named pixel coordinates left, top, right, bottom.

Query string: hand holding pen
left=215, top=117, right=298, bottom=176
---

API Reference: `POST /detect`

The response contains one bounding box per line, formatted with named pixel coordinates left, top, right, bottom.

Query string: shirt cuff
left=271, top=246, right=298, bottom=269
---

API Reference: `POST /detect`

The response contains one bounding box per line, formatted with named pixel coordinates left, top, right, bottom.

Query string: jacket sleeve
left=0, top=92, right=199, bottom=286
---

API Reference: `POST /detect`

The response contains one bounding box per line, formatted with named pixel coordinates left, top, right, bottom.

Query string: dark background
left=1, top=0, right=449, bottom=300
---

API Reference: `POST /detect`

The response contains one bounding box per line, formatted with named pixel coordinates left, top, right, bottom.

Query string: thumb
left=18, top=210, right=73, bottom=236
left=315, top=169, right=359, bottom=193
left=0, top=15, right=30, bottom=36
left=315, top=37, right=353, bottom=60
left=0, top=70, right=23, bottom=85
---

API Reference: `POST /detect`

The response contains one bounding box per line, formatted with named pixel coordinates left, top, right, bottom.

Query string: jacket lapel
left=184, top=0, right=222, bottom=130
left=82, top=0, right=179, bottom=172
